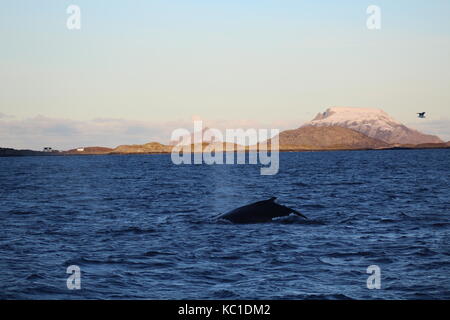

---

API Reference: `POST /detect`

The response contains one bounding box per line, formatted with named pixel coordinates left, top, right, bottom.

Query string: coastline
left=1, top=143, right=449, bottom=158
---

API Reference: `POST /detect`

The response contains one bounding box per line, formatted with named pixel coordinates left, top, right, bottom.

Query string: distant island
left=2, top=107, right=449, bottom=157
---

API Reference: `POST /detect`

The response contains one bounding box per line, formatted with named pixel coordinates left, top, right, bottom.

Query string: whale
left=217, top=197, right=307, bottom=223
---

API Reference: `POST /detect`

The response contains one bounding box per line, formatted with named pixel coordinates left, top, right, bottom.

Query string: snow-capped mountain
left=303, top=107, right=443, bottom=145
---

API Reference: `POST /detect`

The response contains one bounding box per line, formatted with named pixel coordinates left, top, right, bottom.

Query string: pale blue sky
left=1, top=1, right=449, bottom=149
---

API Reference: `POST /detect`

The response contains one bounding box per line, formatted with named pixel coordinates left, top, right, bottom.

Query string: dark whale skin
left=218, top=197, right=307, bottom=223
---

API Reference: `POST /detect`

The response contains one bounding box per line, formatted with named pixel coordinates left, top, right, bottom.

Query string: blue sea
left=1, top=149, right=449, bottom=299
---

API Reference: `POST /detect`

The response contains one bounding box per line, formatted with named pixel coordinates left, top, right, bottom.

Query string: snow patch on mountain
left=303, top=107, right=443, bottom=144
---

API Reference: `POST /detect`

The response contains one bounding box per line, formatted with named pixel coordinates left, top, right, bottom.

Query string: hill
left=304, top=107, right=443, bottom=145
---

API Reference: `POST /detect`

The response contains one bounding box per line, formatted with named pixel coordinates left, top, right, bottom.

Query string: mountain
left=111, top=142, right=171, bottom=154
left=275, top=126, right=389, bottom=150
left=303, top=107, right=443, bottom=145
left=2, top=107, right=448, bottom=156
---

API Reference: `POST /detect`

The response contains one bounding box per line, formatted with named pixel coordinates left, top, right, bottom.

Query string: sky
left=1, top=0, right=450, bottom=149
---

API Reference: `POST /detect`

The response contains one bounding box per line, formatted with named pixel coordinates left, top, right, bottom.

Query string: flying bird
left=417, top=112, right=426, bottom=118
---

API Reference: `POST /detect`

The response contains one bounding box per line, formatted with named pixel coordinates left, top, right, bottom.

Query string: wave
left=321, top=182, right=365, bottom=186
left=7, top=210, right=34, bottom=215
left=144, top=250, right=177, bottom=257
left=277, top=293, right=353, bottom=300
left=97, top=226, right=157, bottom=235
left=274, top=216, right=325, bottom=225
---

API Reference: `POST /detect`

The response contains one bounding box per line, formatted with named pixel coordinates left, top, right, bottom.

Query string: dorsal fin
left=268, top=197, right=277, bottom=202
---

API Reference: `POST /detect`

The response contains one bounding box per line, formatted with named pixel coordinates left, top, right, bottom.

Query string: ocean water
left=0, top=149, right=449, bottom=300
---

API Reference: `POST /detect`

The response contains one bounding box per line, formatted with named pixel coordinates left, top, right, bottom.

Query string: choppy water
left=1, top=149, right=449, bottom=299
